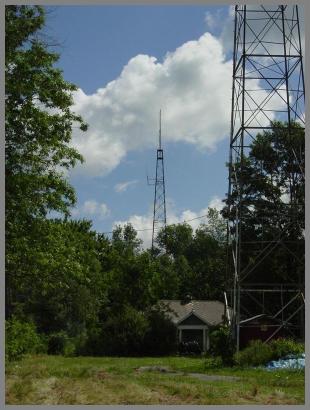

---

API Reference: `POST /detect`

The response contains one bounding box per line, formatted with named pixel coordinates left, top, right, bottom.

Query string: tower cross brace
left=226, top=5, right=305, bottom=352
left=150, top=110, right=167, bottom=251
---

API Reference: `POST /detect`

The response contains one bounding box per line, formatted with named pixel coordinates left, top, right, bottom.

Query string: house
left=158, top=300, right=231, bottom=352
left=239, top=313, right=288, bottom=348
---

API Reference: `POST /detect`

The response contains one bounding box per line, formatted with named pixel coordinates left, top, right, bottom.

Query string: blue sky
left=45, top=5, right=303, bottom=247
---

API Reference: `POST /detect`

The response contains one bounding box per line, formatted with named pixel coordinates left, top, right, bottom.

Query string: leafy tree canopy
left=5, top=5, right=87, bottom=223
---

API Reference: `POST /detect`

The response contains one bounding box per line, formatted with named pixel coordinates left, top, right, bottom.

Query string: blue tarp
left=266, top=353, right=305, bottom=370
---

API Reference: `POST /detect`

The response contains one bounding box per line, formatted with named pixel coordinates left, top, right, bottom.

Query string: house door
left=181, top=329, right=203, bottom=349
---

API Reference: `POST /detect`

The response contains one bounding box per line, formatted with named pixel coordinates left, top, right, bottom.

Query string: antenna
left=149, top=110, right=167, bottom=252
left=159, top=109, right=162, bottom=149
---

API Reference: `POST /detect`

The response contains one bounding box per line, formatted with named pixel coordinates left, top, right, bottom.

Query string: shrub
left=204, top=356, right=223, bottom=369
left=70, top=330, right=88, bottom=356
left=209, top=325, right=234, bottom=365
left=234, top=338, right=305, bottom=368
left=269, top=338, right=304, bottom=360
left=5, top=317, right=46, bottom=361
left=234, top=339, right=273, bottom=367
left=78, top=326, right=104, bottom=356
left=101, top=305, right=149, bottom=356
left=47, top=331, right=70, bottom=355
left=143, top=308, right=177, bottom=356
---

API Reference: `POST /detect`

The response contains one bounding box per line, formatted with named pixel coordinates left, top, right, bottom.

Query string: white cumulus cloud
left=72, top=200, right=110, bottom=220
left=71, top=32, right=233, bottom=176
left=112, top=195, right=224, bottom=248
left=70, top=16, right=295, bottom=178
left=114, top=180, right=138, bottom=193
left=208, top=195, right=224, bottom=211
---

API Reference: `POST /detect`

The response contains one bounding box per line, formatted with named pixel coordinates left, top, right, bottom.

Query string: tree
left=149, top=254, right=180, bottom=300
left=5, top=6, right=88, bottom=319
left=5, top=6, right=87, bottom=222
left=153, top=215, right=227, bottom=301
left=189, top=225, right=226, bottom=300
left=222, top=122, right=304, bottom=328
left=222, top=122, right=304, bottom=285
left=7, top=219, right=104, bottom=335
left=112, top=224, right=142, bottom=255
left=156, top=223, right=193, bottom=258
left=201, top=208, right=226, bottom=243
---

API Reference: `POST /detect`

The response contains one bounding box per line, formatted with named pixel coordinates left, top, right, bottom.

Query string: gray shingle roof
left=158, top=300, right=230, bottom=326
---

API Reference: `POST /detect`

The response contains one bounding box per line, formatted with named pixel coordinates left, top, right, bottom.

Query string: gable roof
left=158, top=300, right=230, bottom=326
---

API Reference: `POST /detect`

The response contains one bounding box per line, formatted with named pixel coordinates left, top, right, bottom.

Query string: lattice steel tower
left=150, top=110, right=167, bottom=251
left=227, top=5, right=305, bottom=351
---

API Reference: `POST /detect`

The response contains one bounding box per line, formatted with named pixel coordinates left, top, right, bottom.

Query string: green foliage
left=154, top=213, right=226, bottom=301
left=209, top=326, right=234, bottom=365
left=234, top=340, right=274, bottom=367
left=5, top=355, right=305, bottom=405
left=156, top=223, right=193, bottom=257
left=200, top=208, right=226, bottom=242
left=269, top=338, right=304, bottom=360
left=7, top=219, right=104, bottom=336
left=5, top=5, right=89, bottom=326
left=149, top=254, right=180, bottom=300
left=5, top=317, right=46, bottom=361
left=222, top=122, right=304, bottom=286
left=77, top=326, right=101, bottom=356
left=47, top=331, right=70, bottom=355
left=112, top=224, right=142, bottom=255
left=233, top=338, right=304, bottom=368
left=222, top=122, right=304, bottom=325
left=203, top=356, right=223, bottom=369
left=100, top=305, right=149, bottom=356
left=4, top=1, right=304, bottom=363
left=143, top=308, right=177, bottom=356
left=69, top=330, right=88, bottom=356
left=46, top=331, right=78, bottom=357
left=5, top=5, right=87, bottom=222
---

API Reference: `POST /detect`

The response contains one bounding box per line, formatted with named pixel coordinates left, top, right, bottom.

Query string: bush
left=143, top=309, right=177, bottom=356
left=234, top=338, right=305, bottom=368
left=5, top=317, right=46, bottom=361
left=78, top=326, right=104, bottom=356
left=269, top=338, right=304, bottom=360
left=100, top=305, right=149, bottom=356
left=47, top=331, right=71, bottom=355
left=204, top=356, right=223, bottom=369
left=209, top=326, right=234, bottom=365
left=234, top=339, right=273, bottom=367
left=70, top=330, right=88, bottom=356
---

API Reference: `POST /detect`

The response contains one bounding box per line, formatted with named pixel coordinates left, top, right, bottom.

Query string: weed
left=5, top=355, right=305, bottom=405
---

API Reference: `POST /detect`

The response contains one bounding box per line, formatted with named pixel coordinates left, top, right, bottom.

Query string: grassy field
left=5, top=355, right=305, bottom=405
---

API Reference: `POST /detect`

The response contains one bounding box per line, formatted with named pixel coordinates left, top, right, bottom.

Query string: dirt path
left=136, top=366, right=241, bottom=382
left=188, top=373, right=240, bottom=382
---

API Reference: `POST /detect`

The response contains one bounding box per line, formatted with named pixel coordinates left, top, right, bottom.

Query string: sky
left=42, top=5, right=304, bottom=247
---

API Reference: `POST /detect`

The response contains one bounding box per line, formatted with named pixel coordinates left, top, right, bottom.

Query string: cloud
left=208, top=195, right=224, bottom=211
left=113, top=214, right=154, bottom=249
left=114, top=180, right=138, bottom=193
left=69, top=8, right=301, bottom=178
left=112, top=195, right=224, bottom=248
left=72, top=200, right=110, bottom=220
left=204, top=10, right=221, bottom=31
left=71, top=32, right=233, bottom=176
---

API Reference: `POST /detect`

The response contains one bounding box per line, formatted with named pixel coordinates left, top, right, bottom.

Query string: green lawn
left=5, top=355, right=305, bottom=405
